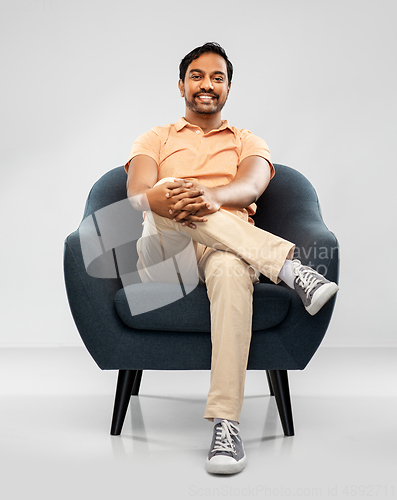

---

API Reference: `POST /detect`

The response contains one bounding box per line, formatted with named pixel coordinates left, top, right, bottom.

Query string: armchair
left=63, top=164, right=339, bottom=436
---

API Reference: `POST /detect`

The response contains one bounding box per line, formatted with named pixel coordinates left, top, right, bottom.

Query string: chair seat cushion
left=114, top=283, right=291, bottom=332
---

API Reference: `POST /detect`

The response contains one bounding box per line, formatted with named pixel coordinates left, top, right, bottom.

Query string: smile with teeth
left=196, top=94, right=217, bottom=102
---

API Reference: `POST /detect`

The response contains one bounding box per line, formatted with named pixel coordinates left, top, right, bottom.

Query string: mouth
left=195, top=93, right=218, bottom=103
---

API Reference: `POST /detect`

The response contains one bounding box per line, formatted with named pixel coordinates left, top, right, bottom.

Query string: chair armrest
left=64, top=230, right=126, bottom=368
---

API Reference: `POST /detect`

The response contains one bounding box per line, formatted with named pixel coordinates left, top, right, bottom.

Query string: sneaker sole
left=306, top=282, right=339, bottom=316
left=206, top=455, right=247, bottom=474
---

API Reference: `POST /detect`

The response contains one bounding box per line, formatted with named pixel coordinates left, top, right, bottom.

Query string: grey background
left=1, top=0, right=396, bottom=346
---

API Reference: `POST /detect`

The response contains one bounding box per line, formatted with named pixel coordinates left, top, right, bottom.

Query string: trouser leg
left=136, top=210, right=203, bottom=285
left=199, top=248, right=258, bottom=423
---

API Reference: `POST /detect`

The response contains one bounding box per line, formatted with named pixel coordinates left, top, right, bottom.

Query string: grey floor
left=1, top=346, right=396, bottom=500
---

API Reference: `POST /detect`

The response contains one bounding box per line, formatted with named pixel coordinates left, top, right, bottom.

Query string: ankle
left=278, top=259, right=295, bottom=289
left=214, top=418, right=238, bottom=426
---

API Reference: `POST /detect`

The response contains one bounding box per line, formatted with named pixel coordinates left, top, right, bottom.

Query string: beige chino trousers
left=136, top=188, right=294, bottom=422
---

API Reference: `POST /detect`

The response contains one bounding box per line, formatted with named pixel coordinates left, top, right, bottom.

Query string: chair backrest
left=253, top=164, right=324, bottom=240
left=82, top=166, right=128, bottom=219
left=78, top=167, right=140, bottom=281
left=254, top=164, right=338, bottom=284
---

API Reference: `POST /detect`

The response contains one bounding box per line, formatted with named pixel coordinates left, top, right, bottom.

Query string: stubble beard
left=184, top=94, right=227, bottom=116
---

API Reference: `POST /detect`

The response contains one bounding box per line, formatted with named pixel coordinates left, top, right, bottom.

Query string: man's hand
left=168, top=181, right=222, bottom=227
left=144, top=181, right=188, bottom=218
left=145, top=180, right=208, bottom=228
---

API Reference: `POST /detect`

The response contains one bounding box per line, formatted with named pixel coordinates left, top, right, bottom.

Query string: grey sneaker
left=206, top=420, right=247, bottom=474
left=292, top=259, right=339, bottom=315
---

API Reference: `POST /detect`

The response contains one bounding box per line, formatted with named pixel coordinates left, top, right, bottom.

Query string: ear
left=178, top=79, right=184, bottom=97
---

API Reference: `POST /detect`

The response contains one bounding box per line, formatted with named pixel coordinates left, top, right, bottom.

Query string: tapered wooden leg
left=110, top=370, right=136, bottom=436
left=267, top=370, right=295, bottom=436
left=266, top=370, right=274, bottom=395
left=132, top=370, right=143, bottom=396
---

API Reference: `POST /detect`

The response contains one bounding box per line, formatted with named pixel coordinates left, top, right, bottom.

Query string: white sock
left=278, top=260, right=295, bottom=289
left=214, top=418, right=238, bottom=426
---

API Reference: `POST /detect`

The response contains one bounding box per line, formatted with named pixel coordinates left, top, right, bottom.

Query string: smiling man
left=125, top=42, right=338, bottom=474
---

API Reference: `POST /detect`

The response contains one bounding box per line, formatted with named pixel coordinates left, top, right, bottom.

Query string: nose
left=200, top=75, right=214, bottom=91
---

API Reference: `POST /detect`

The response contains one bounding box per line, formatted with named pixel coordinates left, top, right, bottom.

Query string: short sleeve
left=239, top=130, right=275, bottom=179
left=124, top=128, right=162, bottom=173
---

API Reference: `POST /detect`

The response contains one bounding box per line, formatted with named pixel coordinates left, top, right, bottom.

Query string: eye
left=190, top=74, right=202, bottom=80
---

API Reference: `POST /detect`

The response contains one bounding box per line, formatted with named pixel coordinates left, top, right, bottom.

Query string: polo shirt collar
left=175, top=117, right=235, bottom=135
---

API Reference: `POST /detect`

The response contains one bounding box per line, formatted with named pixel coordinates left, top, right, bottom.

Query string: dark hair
left=179, top=42, right=233, bottom=84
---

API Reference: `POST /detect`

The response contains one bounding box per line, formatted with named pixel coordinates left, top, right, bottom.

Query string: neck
left=184, top=110, right=223, bottom=134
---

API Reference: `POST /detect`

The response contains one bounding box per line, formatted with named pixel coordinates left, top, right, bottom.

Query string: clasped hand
left=147, top=180, right=220, bottom=229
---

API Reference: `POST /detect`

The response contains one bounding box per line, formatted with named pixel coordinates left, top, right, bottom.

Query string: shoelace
left=292, top=261, right=323, bottom=298
left=212, top=420, right=240, bottom=455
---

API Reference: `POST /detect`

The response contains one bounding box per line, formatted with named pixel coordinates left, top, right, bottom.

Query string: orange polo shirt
left=125, top=117, right=274, bottom=222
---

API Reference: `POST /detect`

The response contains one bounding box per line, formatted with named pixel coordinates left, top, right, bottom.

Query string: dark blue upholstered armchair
left=63, top=164, right=339, bottom=436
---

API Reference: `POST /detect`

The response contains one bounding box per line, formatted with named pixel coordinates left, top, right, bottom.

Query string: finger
left=169, top=180, right=194, bottom=191
left=172, top=200, right=206, bottom=213
left=176, top=180, right=193, bottom=188
left=172, top=205, right=206, bottom=219
left=166, top=185, right=194, bottom=195
left=181, top=214, right=208, bottom=223
left=184, top=217, right=208, bottom=224
left=174, top=179, right=194, bottom=186
left=162, top=181, right=186, bottom=189
left=169, top=200, right=201, bottom=214
left=165, top=186, right=192, bottom=198
left=168, top=188, right=204, bottom=200
left=173, top=210, right=192, bottom=222
left=173, top=211, right=204, bottom=223
left=186, top=206, right=212, bottom=218
left=178, top=219, right=197, bottom=229
left=168, top=208, right=184, bottom=217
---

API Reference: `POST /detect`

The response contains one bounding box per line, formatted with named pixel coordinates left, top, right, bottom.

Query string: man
left=125, top=42, right=338, bottom=474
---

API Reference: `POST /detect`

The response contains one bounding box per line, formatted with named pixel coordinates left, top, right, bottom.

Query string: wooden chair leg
left=110, top=370, right=136, bottom=436
left=267, top=370, right=295, bottom=436
left=132, top=370, right=143, bottom=396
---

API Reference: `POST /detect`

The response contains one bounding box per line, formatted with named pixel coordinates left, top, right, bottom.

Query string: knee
left=153, top=177, right=181, bottom=186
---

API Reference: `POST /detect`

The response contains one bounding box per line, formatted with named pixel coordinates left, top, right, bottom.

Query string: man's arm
left=170, top=156, right=272, bottom=221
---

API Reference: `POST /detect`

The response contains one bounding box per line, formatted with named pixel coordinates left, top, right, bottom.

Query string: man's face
left=178, top=52, right=231, bottom=116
